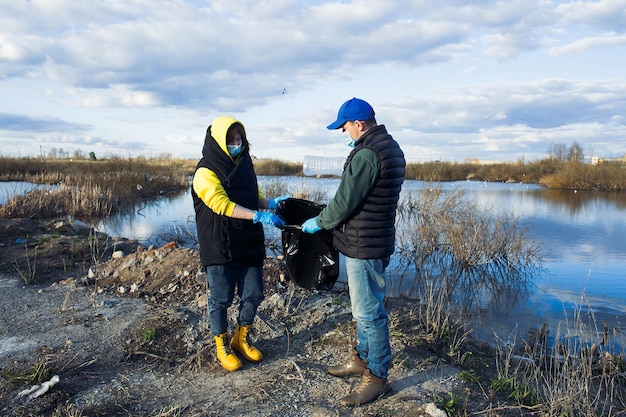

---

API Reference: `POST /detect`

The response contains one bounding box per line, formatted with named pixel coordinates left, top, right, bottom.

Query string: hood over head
left=207, top=116, right=246, bottom=157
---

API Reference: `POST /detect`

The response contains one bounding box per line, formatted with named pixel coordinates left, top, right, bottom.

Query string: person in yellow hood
left=192, top=116, right=287, bottom=371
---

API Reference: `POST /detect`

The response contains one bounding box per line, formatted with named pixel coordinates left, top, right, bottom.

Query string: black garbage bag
left=275, top=198, right=339, bottom=290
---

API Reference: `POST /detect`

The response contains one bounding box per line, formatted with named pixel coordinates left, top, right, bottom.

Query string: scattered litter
left=17, top=375, right=60, bottom=400
left=424, top=402, right=447, bottom=417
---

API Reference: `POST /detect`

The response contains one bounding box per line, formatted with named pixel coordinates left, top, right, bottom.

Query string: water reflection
left=0, top=181, right=57, bottom=206
left=534, top=188, right=626, bottom=212
left=95, top=190, right=196, bottom=247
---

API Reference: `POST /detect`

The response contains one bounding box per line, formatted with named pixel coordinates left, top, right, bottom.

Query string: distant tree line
left=44, top=147, right=97, bottom=160
left=3, top=139, right=625, bottom=191
left=547, top=141, right=584, bottom=162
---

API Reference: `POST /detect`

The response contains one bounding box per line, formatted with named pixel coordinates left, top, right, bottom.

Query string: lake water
left=2, top=177, right=625, bottom=349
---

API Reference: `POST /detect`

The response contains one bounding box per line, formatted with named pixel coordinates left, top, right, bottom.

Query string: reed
left=404, top=160, right=558, bottom=183
left=253, top=158, right=303, bottom=176
left=394, top=186, right=541, bottom=312
left=392, top=184, right=624, bottom=415
left=492, top=294, right=626, bottom=416
left=261, top=177, right=328, bottom=202
left=540, top=160, right=626, bottom=191
left=0, top=157, right=190, bottom=221
left=405, top=158, right=626, bottom=190
left=3, top=155, right=626, bottom=192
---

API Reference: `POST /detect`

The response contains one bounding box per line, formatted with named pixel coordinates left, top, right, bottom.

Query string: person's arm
left=192, top=167, right=256, bottom=220
left=317, top=149, right=380, bottom=229
left=231, top=204, right=256, bottom=220
left=192, top=168, right=285, bottom=226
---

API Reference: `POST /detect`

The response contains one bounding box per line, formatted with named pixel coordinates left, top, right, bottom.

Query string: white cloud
left=0, top=0, right=625, bottom=162
left=557, top=0, right=626, bottom=31
left=550, top=33, right=626, bottom=55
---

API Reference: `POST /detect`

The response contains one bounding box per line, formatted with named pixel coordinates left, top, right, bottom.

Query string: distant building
left=590, top=155, right=626, bottom=165
left=465, top=158, right=504, bottom=165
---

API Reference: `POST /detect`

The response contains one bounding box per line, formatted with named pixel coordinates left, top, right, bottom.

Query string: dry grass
left=394, top=186, right=541, bottom=312
left=405, top=159, right=626, bottom=191
left=389, top=184, right=617, bottom=415
left=540, top=160, right=626, bottom=191
left=405, top=159, right=559, bottom=184
left=13, top=245, right=38, bottom=285
left=261, top=177, right=328, bottom=202
left=253, top=158, right=303, bottom=176
left=0, top=158, right=190, bottom=221
left=493, top=296, right=626, bottom=416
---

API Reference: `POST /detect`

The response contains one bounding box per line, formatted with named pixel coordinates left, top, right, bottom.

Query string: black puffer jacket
left=191, top=120, right=264, bottom=267
left=333, top=125, right=405, bottom=259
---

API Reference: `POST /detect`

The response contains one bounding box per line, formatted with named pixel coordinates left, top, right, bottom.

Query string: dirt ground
left=0, top=218, right=507, bottom=417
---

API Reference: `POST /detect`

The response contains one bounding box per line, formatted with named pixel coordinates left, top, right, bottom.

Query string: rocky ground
left=0, top=218, right=512, bottom=417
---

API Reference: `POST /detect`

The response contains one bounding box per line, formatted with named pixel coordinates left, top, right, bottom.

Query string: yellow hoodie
left=192, top=116, right=264, bottom=216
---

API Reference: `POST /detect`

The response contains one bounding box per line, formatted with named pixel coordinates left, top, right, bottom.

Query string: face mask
left=344, top=134, right=356, bottom=148
left=227, top=144, right=242, bottom=157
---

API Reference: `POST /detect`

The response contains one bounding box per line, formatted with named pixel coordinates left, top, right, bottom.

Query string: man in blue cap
left=301, top=98, right=406, bottom=406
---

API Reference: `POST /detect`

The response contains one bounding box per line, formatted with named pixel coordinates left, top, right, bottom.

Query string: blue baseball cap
left=327, top=98, right=375, bottom=130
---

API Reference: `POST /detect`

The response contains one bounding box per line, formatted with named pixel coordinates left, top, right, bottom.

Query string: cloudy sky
left=1, top=0, right=625, bottom=164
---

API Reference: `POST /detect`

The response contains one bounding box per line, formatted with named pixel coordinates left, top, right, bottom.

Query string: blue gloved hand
left=267, top=195, right=289, bottom=210
left=253, top=211, right=286, bottom=227
left=301, top=217, right=322, bottom=234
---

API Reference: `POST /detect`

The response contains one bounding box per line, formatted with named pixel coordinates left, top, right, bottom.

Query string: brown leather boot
left=340, top=369, right=391, bottom=407
left=328, top=349, right=368, bottom=377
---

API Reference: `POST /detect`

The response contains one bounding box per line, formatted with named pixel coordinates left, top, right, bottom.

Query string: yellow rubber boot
left=215, top=332, right=242, bottom=371
left=230, top=324, right=263, bottom=363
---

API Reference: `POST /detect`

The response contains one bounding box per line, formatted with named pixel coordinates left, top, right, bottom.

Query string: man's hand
left=301, top=217, right=321, bottom=234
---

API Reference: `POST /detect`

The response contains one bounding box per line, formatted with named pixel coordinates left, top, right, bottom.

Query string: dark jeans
left=206, top=263, right=264, bottom=336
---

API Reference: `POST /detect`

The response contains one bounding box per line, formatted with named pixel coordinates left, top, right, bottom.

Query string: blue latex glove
left=301, top=217, right=322, bottom=234
left=267, top=195, right=289, bottom=210
left=253, top=211, right=286, bottom=227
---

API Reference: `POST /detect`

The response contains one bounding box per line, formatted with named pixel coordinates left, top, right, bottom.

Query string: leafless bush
left=13, top=246, right=38, bottom=284
left=493, top=295, right=626, bottom=416
left=0, top=174, right=188, bottom=221
left=0, top=157, right=190, bottom=221
left=540, top=161, right=626, bottom=191
left=253, top=158, right=302, bottom=176
left=260, top=178, right=327, bottom=203
left=394, top=186, right=542, bottom=313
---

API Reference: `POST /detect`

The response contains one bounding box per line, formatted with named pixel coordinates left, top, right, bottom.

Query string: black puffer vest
left=191, top=126, right=265, bottom=267
left=333, top=125, right=405, bottom=259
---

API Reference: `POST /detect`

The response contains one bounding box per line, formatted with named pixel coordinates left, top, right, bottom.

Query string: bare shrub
left=404, top=277, right=474, bottom=363
left=13, top=246, right=38, bottom=284
left=541, top=161, right=626, bottom=191
left=0, top=160, right=189, bottom=221
left=253, top=158, right=302, bottom=176
left=260, top=178, right=327, bottom=203
left=394, top=186, right=542, bottom=312
left=493, top=295, right=626, bottom=416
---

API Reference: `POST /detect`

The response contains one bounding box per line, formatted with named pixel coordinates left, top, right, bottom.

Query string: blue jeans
left=345, top=256, right=392, bottom=379
left=206, top=264, right=264, bottom=336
